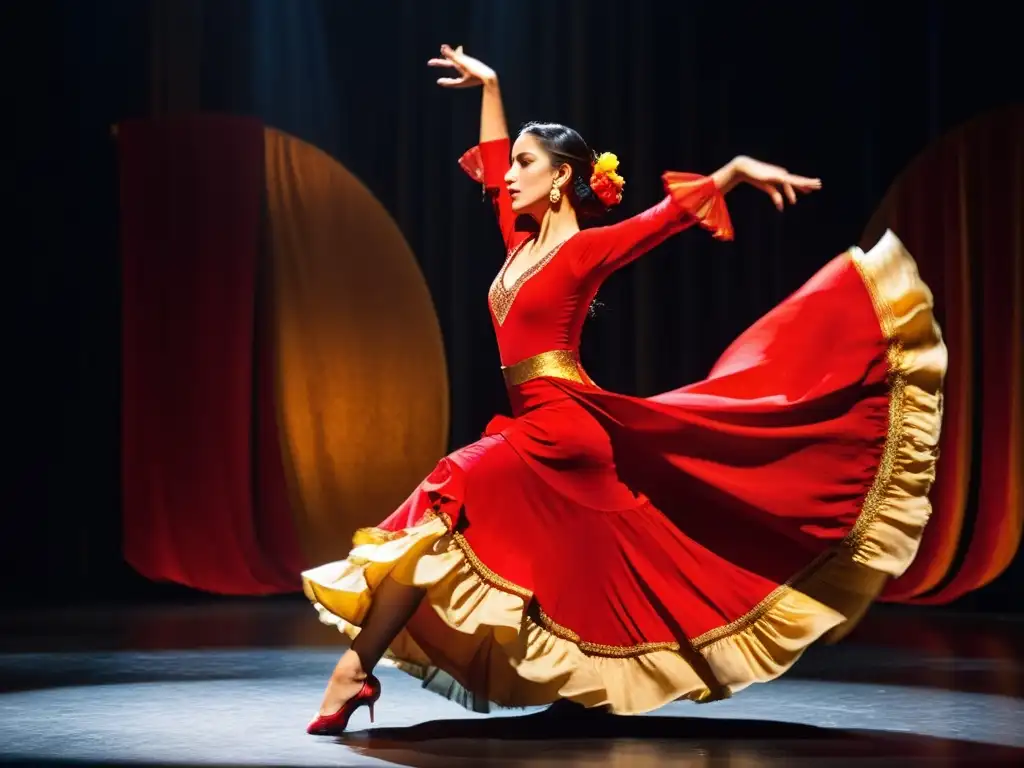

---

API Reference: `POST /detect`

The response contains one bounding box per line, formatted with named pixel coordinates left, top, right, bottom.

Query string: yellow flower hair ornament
left=589, top=152, right=625, bottom=207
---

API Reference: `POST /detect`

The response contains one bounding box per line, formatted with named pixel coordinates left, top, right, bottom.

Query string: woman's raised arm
left=431, top=44, right=523, bottom=251
left=572, top=157, right=821, bottom=282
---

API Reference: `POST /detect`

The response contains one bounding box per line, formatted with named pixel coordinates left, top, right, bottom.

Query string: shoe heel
left=368, top=702, right=375, bottom=724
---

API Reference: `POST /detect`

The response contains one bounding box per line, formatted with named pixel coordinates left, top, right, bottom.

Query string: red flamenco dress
left=302, top=138, right=946, bottom=714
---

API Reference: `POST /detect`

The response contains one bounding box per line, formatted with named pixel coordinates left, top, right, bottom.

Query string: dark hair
left=519, top=121, right=609, bottom=221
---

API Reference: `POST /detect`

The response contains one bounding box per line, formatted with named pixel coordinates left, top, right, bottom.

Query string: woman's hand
left=733, top=156, right=822, bottom=211
left=431, top=44, right=508, bottom=143
left=428, top=44, right=497, bottom=88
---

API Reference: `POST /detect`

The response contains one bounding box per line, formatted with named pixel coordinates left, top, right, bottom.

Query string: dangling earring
left=549, top=182, right=562, bottom=205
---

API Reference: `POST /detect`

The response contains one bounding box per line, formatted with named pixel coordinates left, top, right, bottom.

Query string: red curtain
left=862, top=106, right=1024, bottom=603
left=119, top=115, right=304, bottom=593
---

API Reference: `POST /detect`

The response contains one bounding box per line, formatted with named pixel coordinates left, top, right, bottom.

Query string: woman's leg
left=318, top=575, right=426, bottom=715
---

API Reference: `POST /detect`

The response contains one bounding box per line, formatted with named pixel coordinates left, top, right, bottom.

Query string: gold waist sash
left=502, top=349, right=594, bottom=387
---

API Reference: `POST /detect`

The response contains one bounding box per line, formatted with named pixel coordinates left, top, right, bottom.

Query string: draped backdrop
left=861, top=108, right=1024, bottom=604
left=5, top=0, right=1022, bottom=609
left=119, top=116, right=448, bottom=592
left=118, top=116, right=303, bottom=593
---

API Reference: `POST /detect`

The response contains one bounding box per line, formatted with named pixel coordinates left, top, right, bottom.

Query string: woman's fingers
left=430, top=52, right=469, bottom=87
left=783, top=173, right=822, bottom=191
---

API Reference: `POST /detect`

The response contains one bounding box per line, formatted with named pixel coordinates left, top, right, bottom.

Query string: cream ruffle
left=304, top=517, right=724, bottom=714
left=302, top=229, right=946, bottom=715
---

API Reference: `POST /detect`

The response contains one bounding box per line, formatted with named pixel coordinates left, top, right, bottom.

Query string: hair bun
left=589, top=152, right=625, bottom=207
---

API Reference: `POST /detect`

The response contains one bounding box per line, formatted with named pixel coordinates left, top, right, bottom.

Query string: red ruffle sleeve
left=662, top=172, right=735, bottom=242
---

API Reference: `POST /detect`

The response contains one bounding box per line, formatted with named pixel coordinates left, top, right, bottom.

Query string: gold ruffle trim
left=301, top=230, right=945, bottom=715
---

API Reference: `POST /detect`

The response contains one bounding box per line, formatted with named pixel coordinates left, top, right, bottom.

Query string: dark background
left=5, top=1, right=1021, bottom=610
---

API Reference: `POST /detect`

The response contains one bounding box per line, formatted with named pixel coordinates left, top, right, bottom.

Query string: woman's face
left=504, top=133, right=564, bottom=217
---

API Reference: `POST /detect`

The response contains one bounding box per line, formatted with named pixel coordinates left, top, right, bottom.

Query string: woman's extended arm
left=572, top=157, right=821, bottom=281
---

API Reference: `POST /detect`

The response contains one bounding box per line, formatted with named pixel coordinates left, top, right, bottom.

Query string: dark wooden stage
left=0, top=598, right=1020, bottom=767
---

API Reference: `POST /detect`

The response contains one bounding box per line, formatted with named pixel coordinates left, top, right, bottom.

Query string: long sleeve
left=570, top=172, right=734, bottom=281
left=459, top=138, right=528, bottom=255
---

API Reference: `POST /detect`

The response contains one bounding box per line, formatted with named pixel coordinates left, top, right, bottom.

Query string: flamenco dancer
left=303, top=45, right=946, bottom=734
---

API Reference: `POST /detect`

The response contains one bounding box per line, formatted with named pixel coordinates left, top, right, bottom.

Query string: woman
left=303, top=45, right=945, bottom=734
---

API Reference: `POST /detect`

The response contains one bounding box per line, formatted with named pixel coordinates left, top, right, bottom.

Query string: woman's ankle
left=332, top=649, right=369, bottom=684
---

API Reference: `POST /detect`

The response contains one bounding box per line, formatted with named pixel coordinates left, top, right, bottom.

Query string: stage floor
left=0, top=599, right=1021, bottom=767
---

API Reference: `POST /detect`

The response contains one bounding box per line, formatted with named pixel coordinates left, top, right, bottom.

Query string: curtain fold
left=861, top=106, right=1024, bottom=603
left=118, top=115, right=304, bottom=593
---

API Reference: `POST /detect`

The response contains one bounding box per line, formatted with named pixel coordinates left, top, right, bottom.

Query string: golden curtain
left=263, top=129, right=449, bottom=566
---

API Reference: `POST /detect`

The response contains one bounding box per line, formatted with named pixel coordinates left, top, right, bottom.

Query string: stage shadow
left=338, top=709, right=1024, bottom=767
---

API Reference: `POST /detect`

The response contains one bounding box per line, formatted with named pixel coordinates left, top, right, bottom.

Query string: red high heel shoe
left=306, top=674, right=382, bottom=735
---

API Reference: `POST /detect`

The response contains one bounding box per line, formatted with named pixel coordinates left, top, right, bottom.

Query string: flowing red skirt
left=303, top=231, right=945, bottom=714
